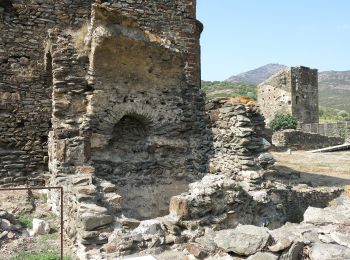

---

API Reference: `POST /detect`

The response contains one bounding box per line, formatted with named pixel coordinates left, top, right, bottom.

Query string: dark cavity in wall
left=92, top=113, right=193, bottom=220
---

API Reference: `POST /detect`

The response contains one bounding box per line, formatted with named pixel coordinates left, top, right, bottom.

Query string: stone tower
left=257, top=66, right=319, bottom=124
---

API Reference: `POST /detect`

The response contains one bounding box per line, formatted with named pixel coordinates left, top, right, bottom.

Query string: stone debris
left=30, top=218, right=50, bottom=236
left=213, top=225, right=271, bottom=256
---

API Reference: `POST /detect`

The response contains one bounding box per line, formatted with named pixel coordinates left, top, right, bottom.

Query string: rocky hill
left=225, top=63, right=287, bottom=84
left=319, top=70, right=350, bottom=111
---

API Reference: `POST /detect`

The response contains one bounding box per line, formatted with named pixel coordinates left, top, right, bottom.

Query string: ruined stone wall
left=257, top=66, right=318, bottom=125
left=45, top=0, right=208, bottom=252
left=272, top=129, right=345, bottom=151
left=300, top=121, right=350, bottom=141
left=257, top=69, right=293, bottom=124
left=0, top=0, right=91, bottom=186
left=206, top=98, right=273, bottom=178
left=291, top=66, right=319, bottom=124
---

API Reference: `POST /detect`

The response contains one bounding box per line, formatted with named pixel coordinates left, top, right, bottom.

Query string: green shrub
left=18, top=214, right=33, bottom=229
left=269, top=114, right=298, bottom=131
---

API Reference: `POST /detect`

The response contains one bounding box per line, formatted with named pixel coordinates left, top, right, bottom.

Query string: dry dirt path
left=272, top=151, right=350, bottom=187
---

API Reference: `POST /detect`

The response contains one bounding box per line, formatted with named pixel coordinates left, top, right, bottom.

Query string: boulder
left=214, top=225, right=271, bottom=256
left=310, top=242, right=350, bottom=260
left=303, top=207, right=350, bottom=225
left=0, top=218, right=13, bottom=231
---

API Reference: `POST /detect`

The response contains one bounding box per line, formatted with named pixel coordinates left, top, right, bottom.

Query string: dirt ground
left=272, top=150, right=350, bottom=187
left=0, top=190, right=68, bottom=260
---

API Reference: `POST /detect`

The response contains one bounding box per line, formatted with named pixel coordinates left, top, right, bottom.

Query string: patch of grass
left=11, top=248, right=70, bottom=260
left=18, top=214, right=33, bottom=229
left=39, top=232, right=59, bottom=244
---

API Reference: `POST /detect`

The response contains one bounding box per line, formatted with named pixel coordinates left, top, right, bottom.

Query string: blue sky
left=197, top=0, right=350, bottom=80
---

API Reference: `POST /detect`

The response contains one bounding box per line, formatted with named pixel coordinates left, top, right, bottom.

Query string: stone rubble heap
left=0, top=209, right=21, bottom=242
left=73, top=174, right=341, bottom=259
left=187, top=194, right=350, bottom=260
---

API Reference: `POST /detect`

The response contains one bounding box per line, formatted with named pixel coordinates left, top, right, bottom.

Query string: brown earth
left=0, top=190, right=70, bottom=260
left=272, top=151, right=350, bottom=187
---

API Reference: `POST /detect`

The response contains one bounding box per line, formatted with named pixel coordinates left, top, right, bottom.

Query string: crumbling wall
left=46, top=0, right=207, bottom=254
left=272, top=129, right=345, bottom=151
left=0, top=0, right=91, bottom=186
left=206, top=98, right=273, bottom=178
left=257, top=66, right=318, bottom=124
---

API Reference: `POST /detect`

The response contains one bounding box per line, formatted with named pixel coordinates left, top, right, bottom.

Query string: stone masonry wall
left=272, top=129, right=345, bottom=151
left=46, top=0, right=207, bottom=254
left=0, top=0, right=91, bottom=186
left=206, top=98, right=274, bottom=179
left=257, top=66, right=318, bottom=125
left=291, top=66, right=319, bottom=124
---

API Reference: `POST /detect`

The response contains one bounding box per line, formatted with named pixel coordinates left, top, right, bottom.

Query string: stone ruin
left=257, top=66, right=319, bottom=124
left=1, top=1, right=349, bottom=259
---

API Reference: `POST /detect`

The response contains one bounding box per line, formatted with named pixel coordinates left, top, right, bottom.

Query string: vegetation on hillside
left=319, top=106, right=350, bottom=122
left=202, top=81, right=257, bottom=100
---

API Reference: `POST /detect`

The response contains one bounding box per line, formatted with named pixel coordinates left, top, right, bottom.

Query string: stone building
left=257, top=66, right=319, bottom=124
left=1, top=1, right=345, bottom=259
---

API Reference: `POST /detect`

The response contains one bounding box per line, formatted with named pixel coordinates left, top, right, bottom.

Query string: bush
left=269, top=114, right=298, bottom=131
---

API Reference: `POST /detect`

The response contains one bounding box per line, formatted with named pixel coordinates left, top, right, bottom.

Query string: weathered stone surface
left=186, top=243, right=208, bottom=259
left=310, top=242, right=350, bottom=260
left=280, top=241, right=304, bottom=260
left=247, top=252, right=279, bottom=260
left=303, top=207, right=350, bottom=225
left=0, top=219, right=13, bottom=231
left=214, top=225, right=271, bottom=256
left=31, top=219, right=50, bottom=236
left=80, top=214, right=113, bottom=231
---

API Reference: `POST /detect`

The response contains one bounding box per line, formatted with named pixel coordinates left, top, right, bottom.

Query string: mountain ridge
left=225, top=63, right=287, bottom=84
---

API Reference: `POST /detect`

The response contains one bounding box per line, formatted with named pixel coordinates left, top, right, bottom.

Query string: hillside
left=202, top=81, right=257, bottom=100
left=319, top=70, right=350, bottom=111
left=225, top=63, right=287, bottom=84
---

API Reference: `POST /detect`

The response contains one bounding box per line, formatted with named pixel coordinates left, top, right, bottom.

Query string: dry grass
left=71, top=23, right=89, bottom=53
left=273, top=150, right=350, bottom=187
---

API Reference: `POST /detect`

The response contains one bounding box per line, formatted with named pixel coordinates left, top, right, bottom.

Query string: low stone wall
left=300, top=121, right=350, bottom=141
left=272, top=129, right=345, bottom=151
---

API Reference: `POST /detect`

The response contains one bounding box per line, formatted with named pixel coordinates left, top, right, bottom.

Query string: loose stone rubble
left=0, top=209, right=22, bottom=246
